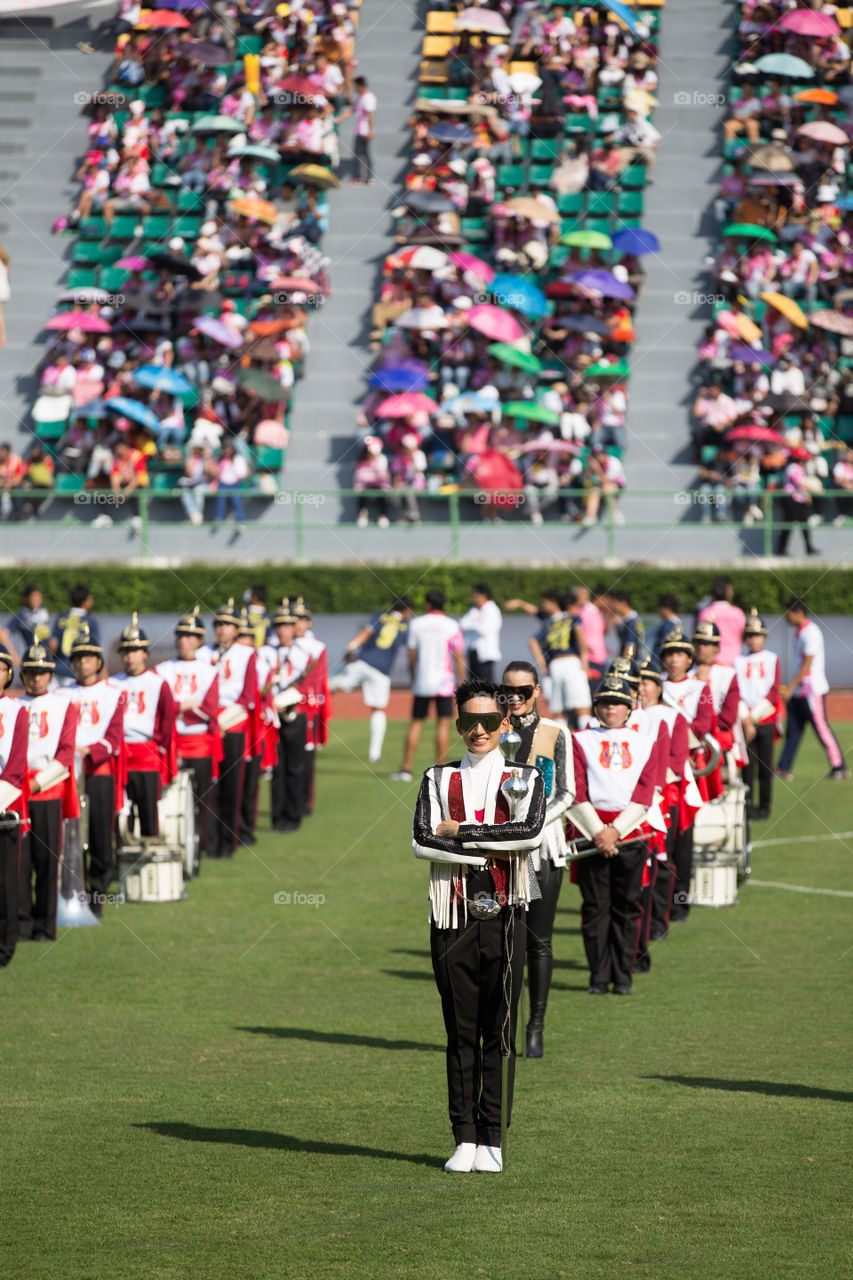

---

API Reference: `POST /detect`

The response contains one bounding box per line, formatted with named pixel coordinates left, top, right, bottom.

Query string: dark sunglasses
left=503, top=684, right=535, bottom=702
left=458, top=711, right=504, bottom=733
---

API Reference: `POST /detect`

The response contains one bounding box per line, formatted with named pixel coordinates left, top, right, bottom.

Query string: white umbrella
left=507, top=73, right=542, bottom=97
left=395, top=306, right=447, bottom=330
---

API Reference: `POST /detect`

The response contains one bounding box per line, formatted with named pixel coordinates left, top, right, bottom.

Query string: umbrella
left=136, top=9, right=190, bottom=28
left=507, top=73, right=542, bottom=97
left=46, top=311, right=110, bottom=333
left=105, top=397, right=160, bottom=430
left=368, top=366, right=430, bottom=393
left=449, top=251, right=495, bottom=284
left=611, top=228, right=660, bottom=256
left=183, top=39, right=233, bottom=65
left=729, top=343, right=774, bottom=363
left=394, top=305, right=447, bottom=330
left=727, top=424, right=788, bottom=446
left=376, top=393, right=437, bottom=418
left=388, top=245, right=448, bottom=271
left=455, top=7, right=509, bottom=34
left=468, top=303, right=524, bottom=343
left=191, top=115, right=247, bottom=134
left=557, top=314, right=612, bottom=335
left=490, top=274, right=548, bottom=318
left=426, top=122, right=476, bottom=145
left=230, top=196, right=278, bottom=224
left=443, top=391, right=500, bottom=417
left=239, top=368, right=287, bottom=402
left=73, top=398, right=108, bottom=419
left=793, top=88, right=838, bottom=105
left=796, top=121, right=849, bottom=147
left=279, top=75, right=323, bottom=97
left=504, top=196, right=561, bottom=225
left=584, top=361, right=630, bottom=379
left=158, top=0, right=205, bottom=9
left=519, top=437, right=580, bottom=455
left=561, top=229, right=613, bottom=250
left=605, top=1, right=642, bottom=37
left=148, top=251, right=201, bottom=279
left=267, top=276, right=322, bottom=293
left=753, top=54, right=814, bottom=79
left=57, top=287, right=111, bottom=305
left=228, top=142, right=281, bottom=164
left=747, top=171, right=801, bottom=187
left=134, top=365, right=193, bottom=395
left=115, top=255, right=149, bottom=271
left=403, top=190, right=457, bottom=213
left=759, top=291, right=808, bottom=329
left=808, top=310, right=853, bottom=336
left=488, top=343, right=543, bottom=375
left=502, top=401, right=560, bottom=426
left=194, top=315, right=244, bottom=348
left=723, top=223, right=778, bottom=243
left=573, top=269, right=635, bottom=300
left=749, top=144, right=795, bottom=171
left=778, top=10, right=840, bottom=38
left=731, top=313, right=763, bottom=345
left=288, top=163, right=341, bottom=189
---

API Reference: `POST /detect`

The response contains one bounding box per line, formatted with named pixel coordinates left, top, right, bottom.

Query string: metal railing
left=3, top=486, right=850, bottom=558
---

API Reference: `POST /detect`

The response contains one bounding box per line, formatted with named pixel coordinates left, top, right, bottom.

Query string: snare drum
left=693, top=782, right=749, bottom=879
left=690, top=852, right=738, bottom=908
left=157, top=770, right=199, bottom=878
left=118, top=845, right=184, bottom=903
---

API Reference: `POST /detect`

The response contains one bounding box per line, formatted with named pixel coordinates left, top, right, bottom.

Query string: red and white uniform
left=663, top=676, right=714, bottom=736
left=0, top=696, right=29, bottom=821
left=294, top=631, right=332, bottom=749
left=109, top=669, right=177, bottom=784
left=630, top=703, right=701, bottom=837
left=156, top=658, right=219, bottom=763
left=734, top=648, right=781, bottom=727
left=567, top=724, right=662, bottom=840
left=255, top=643, right=280, bottom=768
left=21, top=692, right=79, bottom=816
left=215, top=643, right=257, bottom=753
left=694, top=663, right=740, bottom=745
left=64, top=679, right=126, bottom=797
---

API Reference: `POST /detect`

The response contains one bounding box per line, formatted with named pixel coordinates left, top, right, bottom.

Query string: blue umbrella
left=729, top=343, right=774, bottom=364
left=105, top=397, right=160, bottom=431
left=753, top=54, right=814, bottom=79
left=603, top=0, right=641, bottom=36
left=73, top=398, right=107, bottom=419
left=490, top=273, right=548, bottom=318
left=611, top=228, right=661, bottom=257
left=558, top=314, right=611, bottom=335
left=134, top=365, right=193, bottom=395
left=369, top=367, right=429, bottom=393
left=426, top=122, right=476, bottom=145
left=573, top=269, right=635, bottom=301
left=442, top=392, right=500, bottom=417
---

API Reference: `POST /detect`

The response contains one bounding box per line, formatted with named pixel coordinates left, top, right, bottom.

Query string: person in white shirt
left=614, top=108, right=661, bottom=177
left=338, top=75, right=376, bottom=185
left=391, top=590, right=466, bottom=782
left=776, top=598, right=848, bottom=780
left=459, top=584, right=502, bottom=682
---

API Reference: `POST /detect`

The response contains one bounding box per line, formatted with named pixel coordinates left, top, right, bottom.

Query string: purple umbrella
left=369, top=366, right=430, bottom=393
left=182, top=38, right=233, bottom=65
left=116, top=255, right=149, bottom=271
left=157, top=0, right=208, bottom=9
left=729, top=342, right=774, bottom=363
left=572, top=270, right=635, bottom=300
left=194, top=315, right=243, bottom=349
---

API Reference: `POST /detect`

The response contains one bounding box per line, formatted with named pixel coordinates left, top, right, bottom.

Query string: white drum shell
left=690, top=855, right=738, bottom=908
left=693, top=783, right=749, bottom=877
left=158, top=770, right=197, bottom=878
left=119, top=847, right=184, bottom=903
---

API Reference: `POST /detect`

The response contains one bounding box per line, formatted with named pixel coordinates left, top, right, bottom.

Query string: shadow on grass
left=237, top=1025, right=442, bottom=1052
left=137, top=1123, right=443, bottom=1168
left=647, top=1075, right=853, bottom=1103
left=381, top=968, right=433, bottom=982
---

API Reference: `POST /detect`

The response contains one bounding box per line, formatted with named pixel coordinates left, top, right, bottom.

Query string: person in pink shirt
left=696, top=577, right=746, bottom=667
left=572, top=584, right=607, bottom=677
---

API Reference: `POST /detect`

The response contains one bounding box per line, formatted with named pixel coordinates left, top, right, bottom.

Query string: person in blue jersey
left=331, top=597, right=414, bottom=764
left=528, top=590, right=592, bottom=729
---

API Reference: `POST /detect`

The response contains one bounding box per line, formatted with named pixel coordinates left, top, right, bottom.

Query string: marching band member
left=412, top=679, right=545, bottom=1174
left=18, top=643, right=79, bottom=942
left=0, top=644, right=28, bottom=966
left=66, top=625, right=125, bottom=914
left=565, top=674, right=664, bottom=995
left=209, top=599, right=257, bottom=858
left=331, top=597, right=414, bottom=764
left=502, top=660, right=574, bottom=1059
left=269, top=599, right=309, bottom=833
left=156, top=610, right=220, bottom=857
left=734, top=610, right=781, bottom=820
left=292, top=598, right=331, bottom=817
left=660, top=627, right=715, bottom=923
left=109, top=614, right=176, bottom=838
left=528, top=590, right=591, bottom=728
left=236, top=610, right=266, bottom=847
left=692, top=619, right=745, bottom=792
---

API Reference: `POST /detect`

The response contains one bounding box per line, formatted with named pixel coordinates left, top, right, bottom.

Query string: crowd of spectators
left=693, top=0, right=853, bottom=551
left=11, top=0, right=363, bottom=528
left=351, top=0, right=664, bottom=527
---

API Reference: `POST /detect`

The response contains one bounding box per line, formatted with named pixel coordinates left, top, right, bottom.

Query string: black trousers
left=85, top=773, right=115, bottom=898
left=181, top=754, right=214, bottom=857
left=208, top=730, right=246, bottom=857
left=650, top=809, right=678, bottom=935
left=272, top=714, right=306, bottom=828
left=744, top=722, right=775, bottom=814
left=576, top=847, right=645, bottom=988
left=354, top=134, right=373, bottom=182
left=672, top=823, right=694, bottom=919
left=19, top=798, right=61, bottom=941
left=0, top=819, right=20, bottom=966
left=431, top=870, right=526, bottom=1147
left=125, top=769, right=160, bottom=838
left=302, top=743, right=316, bottom=817
left=775, top=496, right=816, bottom=555
left=239, top=753, right=261, bottom=843
left=525, top=857, right=564, bottom=1027
left=467, top=651, right=495, bottom=682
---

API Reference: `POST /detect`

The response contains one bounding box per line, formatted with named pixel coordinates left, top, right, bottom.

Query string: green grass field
left=2, top=722, right=851, bottom=1280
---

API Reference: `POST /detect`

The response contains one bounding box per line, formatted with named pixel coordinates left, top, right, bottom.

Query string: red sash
left=447, top=769, right=512, bottom=904
left=126, top=741, right=162, bottom=773
left=27, top=765, right=79, bottom=820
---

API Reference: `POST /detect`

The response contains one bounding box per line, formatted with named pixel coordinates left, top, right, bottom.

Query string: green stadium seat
left=617, top=190, right=644, bottom=217
left=530, top=138, right=563, bottom=162
left=55, top=473, right=85, bottom=494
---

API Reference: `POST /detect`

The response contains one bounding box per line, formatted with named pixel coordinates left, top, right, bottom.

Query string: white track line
left=752, top=830, right=853, bottom=849
left=749, top=880, right=853, bottom=899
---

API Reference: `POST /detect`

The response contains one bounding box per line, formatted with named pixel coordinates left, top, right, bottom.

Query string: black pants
left=525, top=857, right=563, bottom=1028
left=650, top=810, right=678, bottom=935
left=208, top=730, right=246, bottom=857
left=672, top=822, right=694, bottom=919
left=431, top=876, right=526, bottom=1147
left=271, top=715, right=306, bottom=829
left=775, top=496, right=816, bottom=555
left=744, top=722, right=775, bottom=814
left=19, top=798, right=61, bottom=941
left=85, top=773, right=115, bottom=898
left=0, top=818, right=20, bottom=966
left=239, top=753, right=261, bottom=843
left=576, top=847, right=645, bottom=988
left=302, top=743, right=315, bottom=817
left=467, top=651, right=495, bottom=682
left=125, top=769, right=160, bottom=838
left=181, top=755, right=214, bottom=857
left=354, top=134, right=373, bottom=182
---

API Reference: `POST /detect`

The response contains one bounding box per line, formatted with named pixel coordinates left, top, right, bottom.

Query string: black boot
left=526, top=950, right=553, bottom=1059
left=526, top=1022, right=543, bottom=1058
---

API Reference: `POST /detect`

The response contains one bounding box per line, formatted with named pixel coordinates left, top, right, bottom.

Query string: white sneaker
left=189, top=510, right=203, bottom=526
left=368, top=754, right=381, bottom=764
left=530, top=510, right=543, bottom=525
left=581, top=515, right=595, bottom=527
left=444, top=1142, right=477, bottom=1173
left=613, top=509, right=625, bottom=525
left=356, top=512, right=368, bottom=528
left=832, top=514, right=846, bottom=527
left=377, top=515, right=390, bottom=528
left=807, top=513, right=822, bottom=528
left=389, top=770, right=412, bottom=782
left=473, top=1144, right=502, bottom=1173
left=748, top=505, right=763, bottom=521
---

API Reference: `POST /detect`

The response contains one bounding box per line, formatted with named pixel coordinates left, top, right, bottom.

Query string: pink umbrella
left=779, top=10, right=840, bottom=39
left=254, top=418, right=291, bottom=448
left=116, top=256, right=149, bottom=271
left=455, top=7, right=510, bottom=34
left=46, top=311, right=111, bottom=333
left=796, top=121, right=849, bottom=146
left=194, top=315, right=244, bottom=348
left=449, top=251, right=496, bottom=284
left=388, top=245, right=448, bottom=271
left=519, top=438, right=580, bottom=455
left=468, top=304, right=524, bottom=343
left=268, top=275, right=323, bottom=292
left=727, top=425, right=788, bottom=446
left=376, top=392, right=437, bottom=418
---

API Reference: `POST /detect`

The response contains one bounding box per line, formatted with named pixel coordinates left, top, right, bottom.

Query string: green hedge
left=2, top=563, right=852, bottom=616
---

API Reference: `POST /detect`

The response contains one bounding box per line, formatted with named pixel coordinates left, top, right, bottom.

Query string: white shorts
left=333, top=658, right=391, bottom=709
left=548, top=655, right=591, bottom=712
